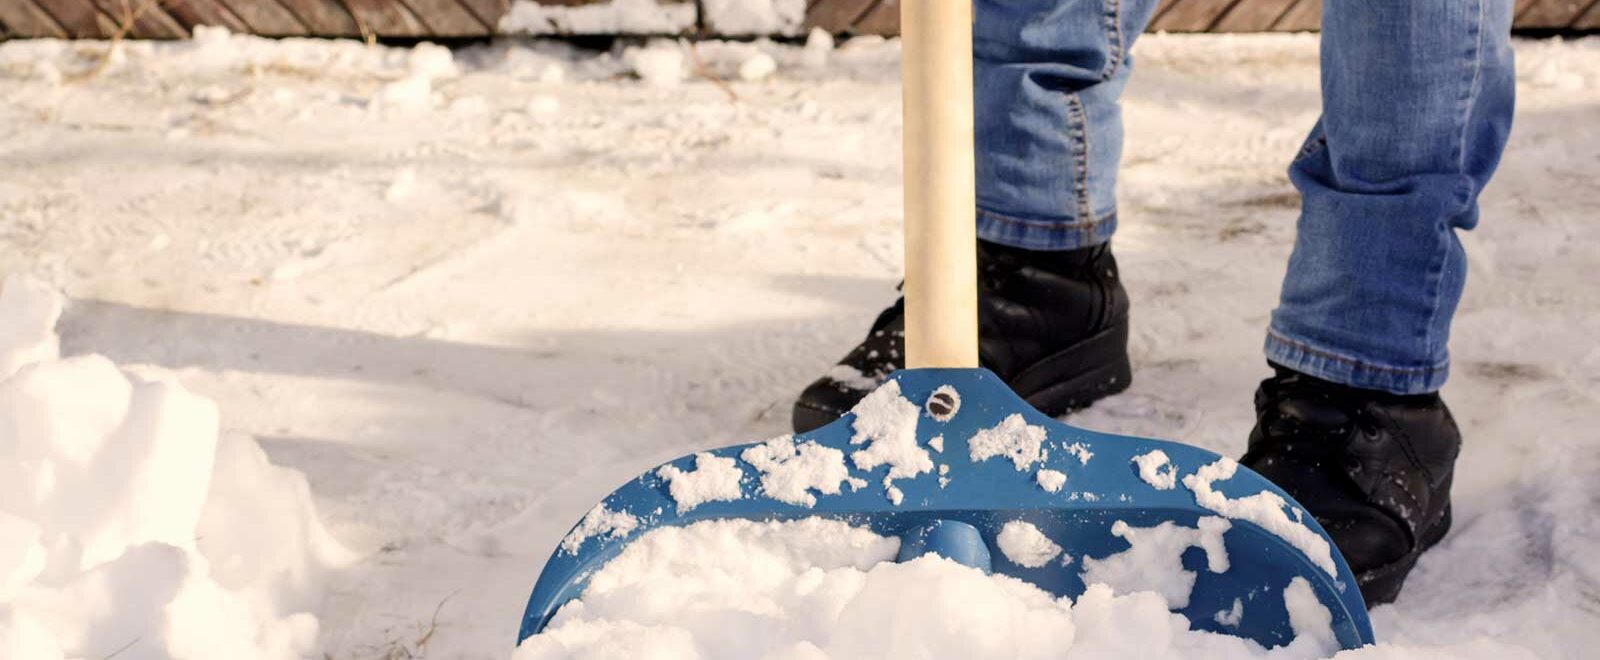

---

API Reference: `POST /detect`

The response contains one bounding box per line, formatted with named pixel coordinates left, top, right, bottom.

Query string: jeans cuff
left=1264, top=328, right=1448, bottom=395
left=976, top=207, right=1117, bottom=250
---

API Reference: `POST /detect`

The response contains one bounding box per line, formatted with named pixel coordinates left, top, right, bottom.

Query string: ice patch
left=656, top=453, right=744, bottom=513
left=996, top=521, right=1062, bottom=568
left=1035, top=469, right=1067, bottom=493
left=741, top=435, right=866, bottom=507
left=1133, top=450, right=1178, bottom=490
left=968, top=414, right=1047, bottom=471
left=848, top=381, right=933, bottom=493
left=559, top=504, right=640, bottom=555
left=1183, top=458, right=1337, bottom=577
left=1080, top=517, right=1231, bottom=609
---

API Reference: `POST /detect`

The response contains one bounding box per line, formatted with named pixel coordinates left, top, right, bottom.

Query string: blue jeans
left=975, top=1, right=1515, bottom=394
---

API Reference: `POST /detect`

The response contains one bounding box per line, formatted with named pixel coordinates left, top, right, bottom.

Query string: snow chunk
left=1080, top=517, right=1231, bottom=609
left=1215, top=598, right=1244, bottom=628
left=741, top=435, right=865, bottom=507
left=1035, top=469, right=1067, bottom=493
left=968, top=414, right=1047, bottom=471
left=560, top=504, right=640, bottom=555
left=927, top=435, right=944, bottom=453
left=623, top=40, right=686, bottom=88
left=656, top=453, right=744, bottom=513
left=1285, top=576, right=1337, bottom=655
left=1064, top=442, right=1093, bottom=465
left=1133, top=450, right=1178, bottom=490
left=996, top=521, right=1062, bottom=568
left=801, top=27, right=834, bottom=70
left=848, top=381, right=933, bottom=489
left=1183, top=458, right=1337, bottom=577
left=738, top=52, right=778, bottom=81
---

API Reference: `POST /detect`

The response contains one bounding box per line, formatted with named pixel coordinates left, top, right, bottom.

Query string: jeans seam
left=1102, top=0, right=1124, bottom=81
left=1425, top=0, right=1487, bottom=370
left=1064, top=92, right=1094, bottom=222
left=1267, top=328, right=1450, bottom=375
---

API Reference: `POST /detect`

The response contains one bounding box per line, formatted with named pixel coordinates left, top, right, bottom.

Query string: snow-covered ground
left=0, top=27, right=1597, bottom=659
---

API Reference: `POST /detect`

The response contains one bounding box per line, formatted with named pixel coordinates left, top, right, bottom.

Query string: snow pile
left=515, top=517, right=1505, bottom=659
left=0, top=276, right=351, bottom=660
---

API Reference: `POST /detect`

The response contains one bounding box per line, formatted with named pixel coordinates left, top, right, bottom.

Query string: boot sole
left=1008, top=321, right=1133, bottom=418
left=1354, top=503, right=1453, bottom=605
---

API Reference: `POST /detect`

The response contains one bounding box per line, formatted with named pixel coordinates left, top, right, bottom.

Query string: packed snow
left=1035, top=467, right=1067, bottom=493
left=0, top=24, right=1597, bottom=659
left=846, top=380, right=933, bottom=499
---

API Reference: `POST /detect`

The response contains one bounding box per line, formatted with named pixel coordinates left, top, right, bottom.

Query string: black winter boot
left=1242, top=364, right=1460, bottom=606
left=791, top=239, right=1131, bottom=433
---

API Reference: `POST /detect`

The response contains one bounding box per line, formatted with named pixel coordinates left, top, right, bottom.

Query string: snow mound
left=515, top=516, right=1495, bottom=659
left=0, top=276, right=352, bottom=659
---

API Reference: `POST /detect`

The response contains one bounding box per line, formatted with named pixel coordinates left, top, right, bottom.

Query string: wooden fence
left=1, top=0, right=1596, bottom=41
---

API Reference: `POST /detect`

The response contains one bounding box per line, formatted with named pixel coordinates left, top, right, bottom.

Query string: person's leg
left=974, top=0, right=1160, bottom=250
left=792, top=0, right=1161, bottom=433
left=1246, top=0, right=1515, bottom=606
left=1268, top=0, right=1516, bottom=393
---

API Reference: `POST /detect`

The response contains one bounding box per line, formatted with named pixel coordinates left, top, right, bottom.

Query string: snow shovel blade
left=517, top=368, right=1375, bottom=651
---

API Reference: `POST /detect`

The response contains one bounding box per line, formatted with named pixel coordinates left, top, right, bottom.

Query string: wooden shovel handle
left=901, top=0, right=979, bottom=369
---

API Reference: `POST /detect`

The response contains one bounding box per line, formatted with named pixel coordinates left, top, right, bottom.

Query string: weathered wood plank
left=1520, top=0, right=1593, bottom=27
left=804, top=0, right=874, bottom=33
left=214, top=0, right=309, bottom=35
left=35, top=0, right=118, bottom=36
left=1151, top=0, right=1242, bottom=32
left=275, top=0, right=359, bottom=35
left=162, top=0, right=251, bottom=32
left=1514, top=0, right=1546, bottom=19
left=1214, top=0, right=1296, bottom=32
left=1576, top=0, right=1600, bottom=28
left=1271, top=0, right=1319, bottom=31
left=340, top=0, right=427, bottom=36
left=396, top=0, right=490, bottom=35
left=851, top=0, right=896, bottom=35
left=0, top=0, right=71, bottom=37
left=452, top=0, right=507, bottom=30
left=88, top=0, right=188, bottom=37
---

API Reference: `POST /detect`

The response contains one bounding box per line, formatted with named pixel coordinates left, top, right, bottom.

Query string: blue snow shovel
left=517, top=1, right=1373, bottom=652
